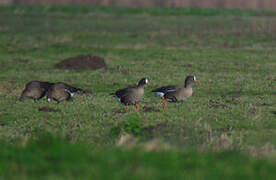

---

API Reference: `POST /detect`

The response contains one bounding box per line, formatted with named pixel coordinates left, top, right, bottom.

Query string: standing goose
left=19, top=81, right=53, bottom=102
left=47, top=82, right=91, bottom=104
left=152, top=75, right=198, bottom=107
left=112, top=78, right=150, bottom=112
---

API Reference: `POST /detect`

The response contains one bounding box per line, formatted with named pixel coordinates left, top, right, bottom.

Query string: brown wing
left=114, top=86, right=137, bottom=105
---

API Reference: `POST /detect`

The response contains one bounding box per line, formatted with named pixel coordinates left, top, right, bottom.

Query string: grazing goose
left=19, top=81, right=53, bottom=102
left=47, top=82, right=91, bottom=104
left=152, top=75, right=198, bottom=107
left=112, top=78, right=150, bottom=112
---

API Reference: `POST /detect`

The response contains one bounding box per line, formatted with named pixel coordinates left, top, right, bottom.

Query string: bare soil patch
left=39, top=107, right=61, bottom=112
left=55, top=54, right=107, bottom=70
left=142, top=106, right=161, bottom=112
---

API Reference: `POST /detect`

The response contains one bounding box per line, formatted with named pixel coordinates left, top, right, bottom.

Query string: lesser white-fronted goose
left=112, top=78, right=150, bottom=112
left=19, top=81, right=53, bottom=102
left=152, top=75, right=198, bottom=106
left=47, top=82, right=91, bottom=104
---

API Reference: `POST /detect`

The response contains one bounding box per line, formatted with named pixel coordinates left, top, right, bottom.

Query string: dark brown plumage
left=112, top=78, right=150, bottom=111
left=47, top=82, right=91, bottom=104
left=152, top=75, right=198, bottom=106
left=19, top=81, right=53, bottom=102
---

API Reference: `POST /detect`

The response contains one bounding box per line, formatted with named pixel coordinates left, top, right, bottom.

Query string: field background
left=2, top=0, right=276, bottom=9
left=0, top=5, right=275, bottom=179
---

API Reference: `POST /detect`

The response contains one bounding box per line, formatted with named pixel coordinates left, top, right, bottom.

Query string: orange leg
left=63, top=100, right=66, bottom=105
left=134, top=104, right=139, bottom=110
left=162, top=97, right=167, bottom=107
left=126, top=105, right=129, bottom=112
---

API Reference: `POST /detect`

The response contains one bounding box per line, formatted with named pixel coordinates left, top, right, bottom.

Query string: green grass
left=0, top=5, right=276, bottom=178
left=1, top=134, right=276, bottom=179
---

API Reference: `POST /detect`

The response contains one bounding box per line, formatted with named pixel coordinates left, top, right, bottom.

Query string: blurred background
left=1, top=0, right=276, bottom=9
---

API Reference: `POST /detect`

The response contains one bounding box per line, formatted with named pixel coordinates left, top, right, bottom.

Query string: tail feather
left=52, top=82, right=93, bottom=96
left=64, top=83, right=92, bottom=95
left=75, top=88, right=92, bottom=95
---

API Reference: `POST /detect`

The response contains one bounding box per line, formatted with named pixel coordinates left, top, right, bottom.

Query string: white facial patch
left=145, top=78, right=149, bottom=84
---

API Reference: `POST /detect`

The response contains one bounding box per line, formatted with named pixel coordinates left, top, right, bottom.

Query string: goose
left=112, top=78, right=150, bottom=112
left=19, top=81, right=53, bottom=102
left=152, top=75, right=198, bottom=107
left=47, top=82, right=91, bottom=104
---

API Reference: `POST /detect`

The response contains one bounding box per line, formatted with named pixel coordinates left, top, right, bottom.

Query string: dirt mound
left=55, top=54, right=106, bottom=70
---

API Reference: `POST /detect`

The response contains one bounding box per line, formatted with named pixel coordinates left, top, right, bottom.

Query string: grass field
left=0, top=5, right=276, bottom=178
left=1, top=133, right=276, bottom=179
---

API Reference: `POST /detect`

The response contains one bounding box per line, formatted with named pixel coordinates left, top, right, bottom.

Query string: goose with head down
left=47, top=82, right=91, bottom=104
left=19, top=81, right=53, bottom=102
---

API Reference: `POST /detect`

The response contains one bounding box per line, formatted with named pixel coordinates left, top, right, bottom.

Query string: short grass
left=0, top=5, right=276, bottom=178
